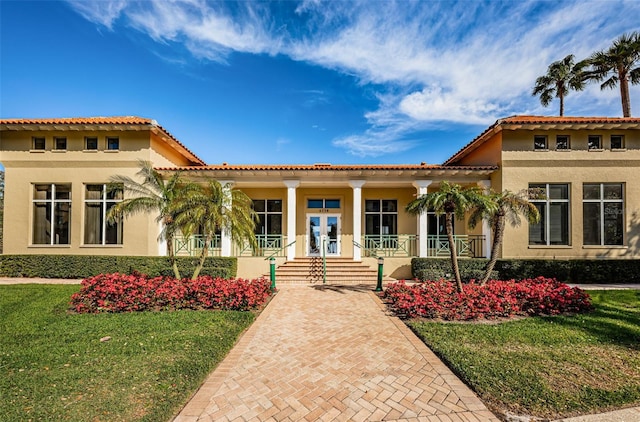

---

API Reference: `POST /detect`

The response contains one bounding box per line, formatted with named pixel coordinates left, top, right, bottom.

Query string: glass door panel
left=307, top=214, right=340, bottom=256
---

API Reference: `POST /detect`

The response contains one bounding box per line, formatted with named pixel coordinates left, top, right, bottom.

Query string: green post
left=375, top=256, right=384, bottom=292
left=269, top=257, right=276, bottom=290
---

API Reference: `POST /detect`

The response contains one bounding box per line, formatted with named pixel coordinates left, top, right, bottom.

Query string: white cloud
left=65, top=0, right=640, bottom=154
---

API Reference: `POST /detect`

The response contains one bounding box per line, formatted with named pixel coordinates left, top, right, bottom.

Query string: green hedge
left=412, top=258, right=640, bottom=284
left=0, top=255, right=237, bottom=279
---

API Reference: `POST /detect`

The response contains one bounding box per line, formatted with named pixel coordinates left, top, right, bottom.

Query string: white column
left=284, top=180, right=300, bottom=261
left=413, top=180, right=432, bottom=258
left=349, top=180, right=366, bottom=261
left=158, top=220, right=167, bottom=256
left=478, top=180, right=492, bottom=259
left=220, top=180, right=234, bottom=257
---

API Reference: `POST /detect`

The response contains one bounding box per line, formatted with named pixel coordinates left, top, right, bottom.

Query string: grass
left=0, top=284, right=255, bottom=422
left=409, top=289, right=640, bottom=420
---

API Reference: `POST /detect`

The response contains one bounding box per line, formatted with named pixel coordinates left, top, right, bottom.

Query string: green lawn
left=409, top=290, right=640, bottom=420
left=0, top=284, right=255, bottom=422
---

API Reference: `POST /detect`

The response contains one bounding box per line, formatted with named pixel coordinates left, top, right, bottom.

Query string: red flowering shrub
left=382, top=277, right=592, bottom=321
left=70, top=273, right=272, bottom=313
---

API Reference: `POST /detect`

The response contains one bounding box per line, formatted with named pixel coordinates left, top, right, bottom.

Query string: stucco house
left=1, top=116, right=638, bottom=280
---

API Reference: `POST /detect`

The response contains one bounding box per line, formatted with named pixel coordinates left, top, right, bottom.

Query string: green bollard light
left=269, top=257, right=276, bottom=290
left=375, top=256, right=384, bottom=292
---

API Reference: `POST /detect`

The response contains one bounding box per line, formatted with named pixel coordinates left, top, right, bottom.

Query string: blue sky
left=1, top=1, right=639, bottom=165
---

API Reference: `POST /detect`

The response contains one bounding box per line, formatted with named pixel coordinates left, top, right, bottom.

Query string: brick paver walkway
left=174, top=285, right=499, bottom=422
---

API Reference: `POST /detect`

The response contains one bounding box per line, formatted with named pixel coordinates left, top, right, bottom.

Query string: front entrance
left=307, top=214, right=340, bottom=257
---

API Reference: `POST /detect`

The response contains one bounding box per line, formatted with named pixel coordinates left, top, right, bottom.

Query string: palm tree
left=406, top=181, right=493, bottom=292
left=532, top=54, right=587, bottom=116
left=586, top=31, right=640, bottom=117
left=172, top=179, right=257, bottom=279
left=468, top=189, right=541, bottom=285
left=107, top=160, right=187, bottom=279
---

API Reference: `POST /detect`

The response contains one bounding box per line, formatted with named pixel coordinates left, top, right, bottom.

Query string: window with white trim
left=253, top=199, right=282, bottom=235
left=33, top=137, right=45, bottom=150
left=529, top=183, right=570, bottom=245
left=534, top=135, right=547, bottom=150
left=583, top=183, right=624, bottom=246
left=84, top=184, right=123, bottom=245
left=588, top=135, right=602, bottom=150
left=611, top=135, right=625, bottom=150
left=365, top=200, right=398, bottom=237
left=107, top=137, right=119, bottom=150
left=85, top=137, right=98, bottom=150
left=54, top=137, right=67, bottom=150
left=556, top=135, right=570, bottom=150
left=33, top=184, right=71, bottom=245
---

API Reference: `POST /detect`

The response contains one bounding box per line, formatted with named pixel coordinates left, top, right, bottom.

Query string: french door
left=307, top=214, right=340, bottom=257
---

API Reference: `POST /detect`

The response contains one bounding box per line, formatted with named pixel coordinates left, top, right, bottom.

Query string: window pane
left=381, top=214, right=397, bottom=235
left=325, top=199, right=340, bottom=209
left=588, top=136, right=601, bottom=149
left=382, top=200, right=397, bottom=212
left=611, top=135, right=623, bottom=149
left=105, top=203, right=123, bottom=244
left=54, top=202, right=71, bottom=244
left=34, top=184, right=52, bottom=200
left=603, top=184, right=622, bottom=200
left=267, top=199, right=282, bottom=212
left=556, top=135, right=569, bottom=149
left=529, top=203, right=546, bottom=245
left=549, top=184, right=568, bottom=200
left=365, top=200, right=380, bottom=212
left=603, top=203, right=623, bottom=245
left=33, top=137, right=45, bottom=150
left=84, top=202, right=102, bottom=244
left=254, top=214, right=266, bottom=235
left=253, top=200, right=265, bottom=212
left=267, top=214, right=282, bottom=234
left=85, top=137, right=98, bottom=150
left=549, top=202, right=569, bottom=245
left=55, top=185, right=71, bottom=200
left=107, top=137, right=119, bottom=150
left=534, top=136, right=547, bottom=149
left=55, top=137, right=67, bottom=150
left=307, top=199, right=323, bottom=208
left=583, top=203, right=601, bottom=245
left=583, top=184, right=600, bottom=200
left=86, top=185, right=103, bottom=200
left=365, top=214, right=380, bottom=235
left=106, top=185, right=123, bottom=200
left=33, top=202, right=51, bottom=244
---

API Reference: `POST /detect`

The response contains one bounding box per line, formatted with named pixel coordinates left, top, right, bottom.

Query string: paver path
left=174, top=285, right=499, bottom=422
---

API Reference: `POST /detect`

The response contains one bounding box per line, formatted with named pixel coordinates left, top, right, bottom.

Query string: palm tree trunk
left=165, top=234, right=182, bottom=279
left=445, top=212, right=463, bottom=293
left=481, top=216, right=505, bottom=285
left=559, top=94, right=564, bottom=117
left=192, top=234, right=211, bottom=280
left=620, top=70, right=631, bottom=117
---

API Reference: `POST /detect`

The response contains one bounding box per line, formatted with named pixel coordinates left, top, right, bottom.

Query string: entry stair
left=269, top=257, right=396, bottom=285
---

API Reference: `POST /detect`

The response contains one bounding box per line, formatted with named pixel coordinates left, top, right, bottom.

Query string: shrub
left=0, top=255, right=236, bottom=279
left=70, top=273, right=271, bottom=313
left=382, top=277, right=592, bottom=321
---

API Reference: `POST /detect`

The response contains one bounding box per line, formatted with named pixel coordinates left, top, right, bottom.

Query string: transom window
left=85, top=137, right=98, bottom=150
left=307, top=199, right=340, bottom=209
left=54, top=137, right=67, bottom=150
left=611, top=135, right=624, bottom=150
left=107, top=137, right=119, bottom=150
left=556, top=135, right=570, bottom=150
left=84, top=184, right=123, bottom=245
left=32, top=184, right=71, bottom=245
left=33, top=137, right=45, bottom=150
left=529, top=183, right=570, bottom=246
left=253, top=199, right=282, bottom=235
left=534, top=135, right=548, bottom=150
left=583, top=183, right=624, bottom=246
left=365, top=200, right=398, bottom=237
left=588, top=135, right=601, bottom=150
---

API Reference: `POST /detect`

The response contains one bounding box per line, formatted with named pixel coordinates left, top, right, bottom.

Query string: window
left=556, top=135, right=570, bottom=150
left=307, top=199, right=340, bottom=209
left=107, top=137, right=119, bottom=150
left=84, top=184, right=123, bottom=245
left=85, top=137, right=98, bottom=150
left=588, top=135, right=602, bottom=150
left=534, top=135, right=548, bottom=150
left=529, top=183, right=570, bottom=246
left=54, top=137, right=67, bottom=150
left=583, top=183, right=624, bottom=246
left=32, top=184, right=71, bottom=245
left=365, top=200, right=398, bottom=244
left=611, top=135, right=624, bottom=150
left=253, top=199, right=282, bottom=236
left=32, top=137, right=45, bottom=150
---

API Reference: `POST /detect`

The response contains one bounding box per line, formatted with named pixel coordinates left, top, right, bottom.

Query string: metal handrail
left=322, top=236, right=326, bottom=284
left=353, top=240, right=378, bottom=258
left=264, top=240, right=296, bottom=260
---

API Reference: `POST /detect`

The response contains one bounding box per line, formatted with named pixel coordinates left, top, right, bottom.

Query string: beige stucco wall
left=499, top=128, right=640, bottom=259
left=0, top=128, right=188, bottom=256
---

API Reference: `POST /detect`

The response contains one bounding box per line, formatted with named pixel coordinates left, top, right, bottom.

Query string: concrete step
left=267, top=258, right=394, bottom=285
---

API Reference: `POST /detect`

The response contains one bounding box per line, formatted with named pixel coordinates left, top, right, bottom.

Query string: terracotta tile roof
left=0, top=116, right=206, bottom=166
left=443, top=115, right=640, bottom=165
left=156, top=163, right=498, bottom=172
